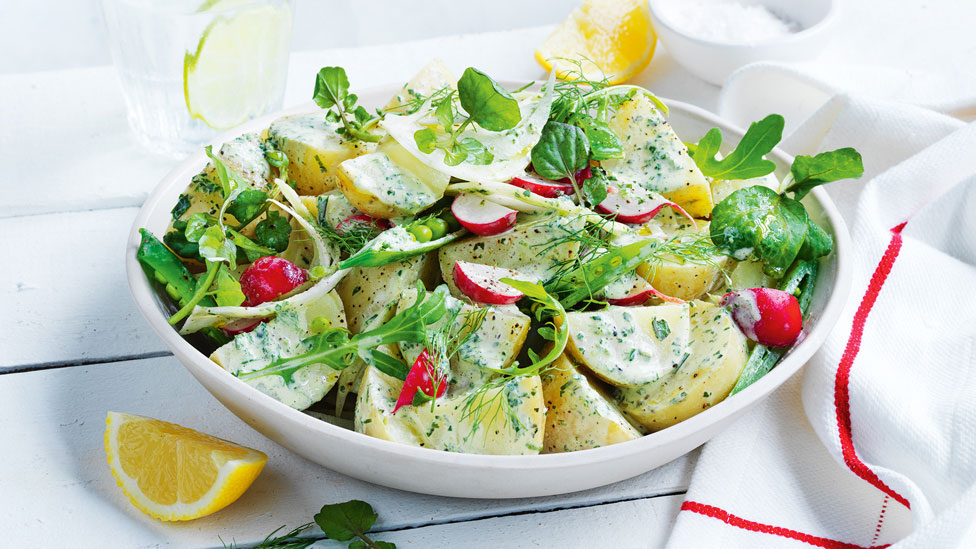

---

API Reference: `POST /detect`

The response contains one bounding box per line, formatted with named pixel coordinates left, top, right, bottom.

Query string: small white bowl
left=649, top=0, right=838, bottom=85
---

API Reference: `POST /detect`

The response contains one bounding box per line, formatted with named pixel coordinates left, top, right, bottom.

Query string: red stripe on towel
left=681, top=501, right=891, bottom=549
left=833, top=222, right=911, bottom=508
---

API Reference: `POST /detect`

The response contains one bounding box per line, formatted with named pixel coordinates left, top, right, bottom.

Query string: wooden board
left=0, top=355, right=695, bottom=547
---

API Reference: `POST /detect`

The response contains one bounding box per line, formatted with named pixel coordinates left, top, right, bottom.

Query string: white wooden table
left=0, top=27, right=720, bottom=547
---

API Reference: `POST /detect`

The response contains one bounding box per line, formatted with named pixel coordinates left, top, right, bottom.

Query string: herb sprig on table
left=222, top=499, right=395, bottom=549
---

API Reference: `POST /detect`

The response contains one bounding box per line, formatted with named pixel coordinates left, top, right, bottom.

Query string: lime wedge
left=184, top=4, right=292, bottom=130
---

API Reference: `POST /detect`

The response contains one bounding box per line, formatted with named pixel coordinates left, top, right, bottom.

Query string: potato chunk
left=614, top=301, right=749, bottom=431
left=542, top=354, right=643, bottom=453
left=337, top=151, right=442, bottom=218
left=268, top=112, right=373, bottom=195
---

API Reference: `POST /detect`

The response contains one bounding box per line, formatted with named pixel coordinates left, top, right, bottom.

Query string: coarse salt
left=655, top=0, right=801, bottom=45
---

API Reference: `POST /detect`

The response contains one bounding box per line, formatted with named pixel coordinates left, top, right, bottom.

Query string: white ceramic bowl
left=126, top=83, right=851, bottom=499
left=649, top=0, right=838, bottom=85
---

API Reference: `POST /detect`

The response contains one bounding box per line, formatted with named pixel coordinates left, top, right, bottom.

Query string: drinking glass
left=102, top=0, right=294, bottom=158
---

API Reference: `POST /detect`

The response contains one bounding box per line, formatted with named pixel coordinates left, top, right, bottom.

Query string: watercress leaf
left=164, top=229, right=200, bottom=260
left=692, top=114, right=784, bottom=180
left=170, top=194, right=192, bottom=220
left=797, top=218, right=833, bottom=260
left=569, top=113, right=623, bottom=160
left=582, top=167, right=609, bottom=206
left=457, top=137, right=493, bottom=165
left=325, top=109, right=341, bottom=123
left=434, top=95, right=455, bottom=129
left=709, top=186, right=809, bottom=278
left=213, top=265, right=245, bottom=307
left=442, top=142, right=468, bottom=166
left=369, top=349, right=410, bottom=381
left=530, top=121, right=590, bottom=181
left=313, top=500, right=377, bottom=542
left=786, top=147, right=864, bottom=200
left=312, top=67, right=350, bottom=110
left=228, top=228, right=276, bottom=262
left=343, top=93, right=358, bottom=111
left=353, top=105, right=372, bottom=125
left=185, top=212, right=215, bottom=243
left=225, top=189, right=268, bottom=225
left=414, top=128, right=437, bottom=154
left=205, top=145, right=242, bottom=198
left=255, top=210, right=292, bottom=253
left=198, top=224, right=238, bottom=264
left=457, top=67, right=521, bottom=131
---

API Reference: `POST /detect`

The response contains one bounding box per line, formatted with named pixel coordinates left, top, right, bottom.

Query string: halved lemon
left=535, top=0, right=656, bottom=85
left=184, top=3, right=292, bottom=129
left=105, top=412, right=267, bottom=521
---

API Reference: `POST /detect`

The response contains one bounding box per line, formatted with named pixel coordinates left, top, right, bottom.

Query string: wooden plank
left=0, top=356, right=694, bottom=547
left=1, top=207, right=169, bottom=370
left=305, top=495, right=685, bottom=549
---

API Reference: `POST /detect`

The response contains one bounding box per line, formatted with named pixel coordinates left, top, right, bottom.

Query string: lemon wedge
left=184, top=3, right=292, bottom=129
left=535, top=0, right=656, bottom=85
left=105, top=412, right=267, bottom=521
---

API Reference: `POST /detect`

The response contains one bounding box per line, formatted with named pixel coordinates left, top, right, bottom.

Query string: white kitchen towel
left=665, top=93, right=976, bottom=547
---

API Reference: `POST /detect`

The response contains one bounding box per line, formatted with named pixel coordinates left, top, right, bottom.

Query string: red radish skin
left=239, top=256, right=308, bottom=307
left=451, top=194, right=518, bottom=236
left=336, top=214, right=391, bottom=233
left=393, top=349, right=447, bottom=413
left=221, top=318, right=263, bottom=336
left=606, top=284, right=686, bottom=306
left=596, top=187, right=696, bottom=225
left=453, top=261, right=528, bottom=305
left=722, top=288, right=802, bottom=347
left=509, top=174, right=575, bottom=198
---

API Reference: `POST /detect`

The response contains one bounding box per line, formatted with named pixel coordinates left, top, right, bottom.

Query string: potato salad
left=138, top=60, right=862, bottom=455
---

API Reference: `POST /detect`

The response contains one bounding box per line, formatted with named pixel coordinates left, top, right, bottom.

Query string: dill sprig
left=547, top=56, right=668, bottom=125
left=314, top=195, right=383, bottom=257
left=220, top=523, right=314, bottom=549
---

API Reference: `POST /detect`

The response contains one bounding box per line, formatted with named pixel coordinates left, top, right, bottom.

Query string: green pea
left=408, top=224, right=433, bottom=242
left=310, top=316, right=332, bottom=334
left=442, top=212, right=462, bottom=232
left=424, top=217, right=449, bottom=239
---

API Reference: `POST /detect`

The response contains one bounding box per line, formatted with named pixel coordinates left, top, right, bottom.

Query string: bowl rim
left=648, top=0, right=839, bottom=49
left=126, top=89, right=852, bottom=474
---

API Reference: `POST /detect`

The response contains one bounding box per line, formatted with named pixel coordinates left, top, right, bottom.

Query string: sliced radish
left=453, top=261, right=536, bottom=305
left=721, top=287, right=802, bottom=347
left=596, top=185, right=695, bottom=225
left=221, top=317, right=263, bottom=336
left=509, top=173, right=575, bottom=198
left=336, top=213, right=391, bottom=233
left=451, top=193, right=518, bottom=236
left=606, top=278, right=685, bottom=306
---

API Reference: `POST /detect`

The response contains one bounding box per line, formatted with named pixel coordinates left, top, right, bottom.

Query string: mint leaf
left=457, top=67, right=521, bottom=131
left=785, top=147, right=864, bottom=200
left=313, top=500, right=377, bottom=542
left=691, top=114, right=784, bottom=181
left=710, top=186, right=808, bottom=278
left=530, top=121, right=590, bottom=182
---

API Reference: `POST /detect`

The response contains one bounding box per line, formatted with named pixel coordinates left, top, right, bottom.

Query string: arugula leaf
left=691, top=114, right=784, bottom=180
left=784, top=147, right=864, bottom=200
left=710, top=186, right=809, bottom=278
left=457, top=67, right=521, bottom=131
left=213, top=265, right=245, bottom=307
left=255, top=210, right=292, bottom=252
left=531, top=121, right=590, bottom=183
left=494, top=279, right=568, bottom=376
left=368, top=349, right=410, bottom=380
left=312, top=66, right=382, bottom=143
left=226, top=189, right=268, bottom=225
left=568, top=113, right=623, bottom=160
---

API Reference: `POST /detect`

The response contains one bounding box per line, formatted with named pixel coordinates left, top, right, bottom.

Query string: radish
left=606, top=279, right=686, bottom=306
left=453, top=261, right=535, bottom=305
left=721, top=287, right=802, bottom=347
left=335, top=213, right=391, bottom=234
left=221, top=318, right=263, bottom=336
left=596, top=186, right=695, bottom=225
left=509, top=173, right=575, bottom=198
left=451, top=193, right=517, bottom=236
left=239, top=256, right=308, bottom=307
left=393, top=349, right=447, bottom=413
